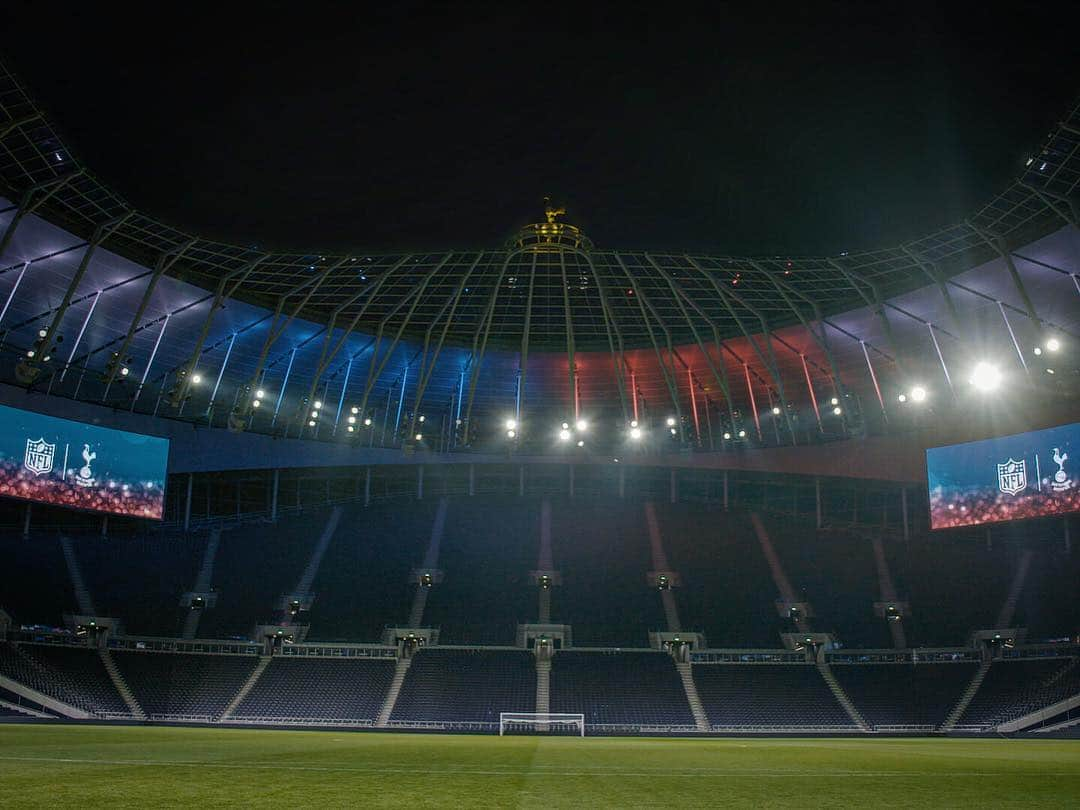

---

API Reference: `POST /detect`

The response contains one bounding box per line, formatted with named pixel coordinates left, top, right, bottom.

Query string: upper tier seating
left=0, top=643, right=125, bottom=715
left=832, top=662, right=977, bottom=728
left=692, top=664, right=852, bottom=727
left=112, top=650, right=259, bottom=718
left=305, top=501, right=439, bottom=642
left=0, top=533, right=75, bottom=627
left=961, top=658, right=1080, bottom=727
left=549, top=651, right=693, bottom=728
left=233, top=656, right=395, bottom=722
left=391, top=649, right=535, bottom=724
left=550, top=500, right=665, bottom=647
left=423, top=498, right=537, bottom=645
left=71, top=532, right=206, bottom=637
left=655, top=504, right=782, bottom=647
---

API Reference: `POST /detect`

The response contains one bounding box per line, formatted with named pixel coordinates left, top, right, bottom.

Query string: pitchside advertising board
left=927, top=422, right=1079, bottom=530
left=0, top=403, right=169, bottom=520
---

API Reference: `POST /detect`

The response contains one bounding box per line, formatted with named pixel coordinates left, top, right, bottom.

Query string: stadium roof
left=1, top=60, right=1078, bottom=448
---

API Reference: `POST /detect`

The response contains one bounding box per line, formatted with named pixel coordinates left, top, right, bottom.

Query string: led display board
left=0, top=403, right=168, bottom=519
left=927, top=422, right=1078, bottom=530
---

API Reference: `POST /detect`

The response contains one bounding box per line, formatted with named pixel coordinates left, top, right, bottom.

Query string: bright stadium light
left=348, top=415, right=356, bottom=424
left=311, top=410, right=319, bottom=418
left=910, top=385, right=927, bottom=403
left=630, top=427, right=643, bottom=440
left=191, top=373, right=202, bottom=385
left=969, top=361, right=1002, bottom=392
left=666, top=416, right=676, bottom=427
left=559, top=428, right=572, bottom=441
left=562, top=422, right=570, bottom=430
left=419, top=415, right=425, bottom=423
left=507, top=429, right=516, bottom=438
left=898, top=393, right=907, bottom=403
left=723, top=432, right=731, bottom=440
left=415, top=433, right=423, bottom=441
left=830, top=397, right=839, bottom=406
left=363, top=417, right=372, bottom=426
left=351, top=406, right=359, bottom=414
left=255, top=389, right=266, bottom=399
left=347, top=425, right=355, bottom=432
left=630, top=419, right=638, bottom=428
left=308, top=420, right=316, bottom=427
left=577, top=440, right=584, bottom=447
left=738, top=429, right=746, bottom=438
left=313, top=400, right=322, bottom=410
left=38, top=328, right=47, bottom=338
left=1033, top=346, right=1043, bottom=356
left=832, top=406, right=842, bottom=415
left=252, top=399, right=261, bottom=408
left=771, top=406, right=781, bottom=415
left=505, top=418, right=517, bottom=430
left=669, top=427, right=677, bottom=435
left=576, top=419, right=588, bottom=432
left=1045, top=337, right=1061, bottom=352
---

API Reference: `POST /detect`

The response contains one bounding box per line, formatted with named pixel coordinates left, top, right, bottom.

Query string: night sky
left=3, top=4, right=1077, bottom=254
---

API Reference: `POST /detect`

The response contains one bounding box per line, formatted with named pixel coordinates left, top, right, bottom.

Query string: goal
left=499, top=712, right=585, bottom=736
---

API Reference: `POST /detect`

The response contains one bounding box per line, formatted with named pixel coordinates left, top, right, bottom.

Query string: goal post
left=499, top=712, right=585, bottom=736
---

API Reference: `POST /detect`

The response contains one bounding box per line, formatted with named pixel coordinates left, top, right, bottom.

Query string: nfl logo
left=996, top=458, right=1027, bottom=496
left=24, top=437, right=56, bottom=477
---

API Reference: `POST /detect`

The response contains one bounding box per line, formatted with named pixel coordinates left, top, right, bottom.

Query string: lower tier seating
left=550, top=651, right=694, bottom=727
left=962, top=658, right=1080, bottom=726
left=832, top=663, right=977, bottom=728
left=693, top=664, right=851, bottom=727
left=0, top=643, right=126, bottom=715
left=113, top=651, right=259, bottom=718
left=234, top=656, right=395, bottom=722
left=391, top=649, right=535, bottom=724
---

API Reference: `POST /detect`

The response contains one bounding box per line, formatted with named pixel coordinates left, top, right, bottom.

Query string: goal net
left=499, top=712, right=585, bottom=736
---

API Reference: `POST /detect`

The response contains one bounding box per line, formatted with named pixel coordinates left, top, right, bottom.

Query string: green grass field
left=0, top=725, right=1078, bottom=808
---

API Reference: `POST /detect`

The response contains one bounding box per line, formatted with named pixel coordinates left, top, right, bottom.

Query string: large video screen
left=927, top=422, right=1079, bottom=530
left=0, top=403, right=169, bottom=519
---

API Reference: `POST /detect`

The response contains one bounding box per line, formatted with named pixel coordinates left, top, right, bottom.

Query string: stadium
left=1, top=19, right=1080, bottom=807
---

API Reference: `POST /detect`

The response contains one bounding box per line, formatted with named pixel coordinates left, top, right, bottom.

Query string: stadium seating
left=549, top=651, right=694, bottom=727
left=305, top=501, right=439, bottom=642
left=0, top=643, right=126, bottom=715
left=550, top=500, right=665, bottom=647
left=71, top=532, right=206, bottom=637
left=831, top=662, right=977, bottom=728
left=692, top=664, right=852, bottom=727
left=391, top=649, right=535, bottom=724
left=655, top=504, right=785, bottom=647
left=961, top=658, right=1080, bottom=727
left=233, top=656, right=395, bottom=722
left=0, top=533, right=76, bottom=627
left=112, top=650, right=259, bottom=718
left=422, top=498, right=537, bottom=645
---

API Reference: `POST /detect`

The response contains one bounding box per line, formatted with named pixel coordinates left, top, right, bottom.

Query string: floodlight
left=311, top=410, right=319, bottom=418
left=630, top=419, right=638, bottom=428
left=1033, top=347, right=1043, bottom=356
left=738, top=429, right=746, bottom=438
left=1045, top=337, right=1061, bottom=352
left=576, top=419, right=588, bottom=432
left=665, top=416, right=676, bottom=427
left=723, top=432, right=731, bottom=440
left=577, top=440, right=584, bottom=447
left=505, top=418, right=517, bottom=430
left=347, top=425, right=354, bottom=432
left=771, top=406, right=781, bottom=415
left=669, top=427, right=677, bottom=435
left=191, top=373, right=202, bottom=384
left=630, top=427, right=642, bottom=440
left=348, top=415, right=356, bottom=424
left=308, top=420, right=316, bottom=427
left=255, top=389, right=265, bottom=399
left=252, top=399, right=261, bottom=408
left=561, top=422, right=570, bottom=430
left=415, top=433, right=423, bottom=441
left=969, top=361, right=1002, bottom=392
left=419, top=415, right=425, bottom=423
left=897, top=393, right=907, bottom=403
left=313, top=400, right=322, bottom=409
left=910, top=386, right=927, bottom=402
left=363, top=417, right=372, bottom=426
left=833, top=406, right=842, bottom=415
left=830, top=397, right=838, bottom=406
left=507, top=429, right=516, bottom=438
left=351, top=406, right=359, bottom=414
left=559, top=428, right=571, bottom=441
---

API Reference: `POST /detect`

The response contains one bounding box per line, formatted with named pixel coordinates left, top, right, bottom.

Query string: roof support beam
left=517, top=254, right=538, bottom=429
left=102, top=237, right=197, bottom=398
left=965, top=220, right=1042, bottom=330
left=0, top=171, right=84, bottom=261
left=461, top=256, right=512, bottom=444
left=583, top=255, right=631, bottom=425
left=614, top=255, right=686, bottom=442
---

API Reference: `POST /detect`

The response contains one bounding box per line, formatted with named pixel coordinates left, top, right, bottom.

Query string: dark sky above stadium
left=3, top=4, right=1078, bottom=254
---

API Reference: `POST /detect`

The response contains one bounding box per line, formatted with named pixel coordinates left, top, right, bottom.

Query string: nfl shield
left=24, top=437, right=56, bottom=476
left=996, top=458, right=1027, bottom=496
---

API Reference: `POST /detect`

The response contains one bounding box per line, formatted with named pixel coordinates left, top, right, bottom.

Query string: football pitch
left=1, top=725, right=1078, bottom=808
